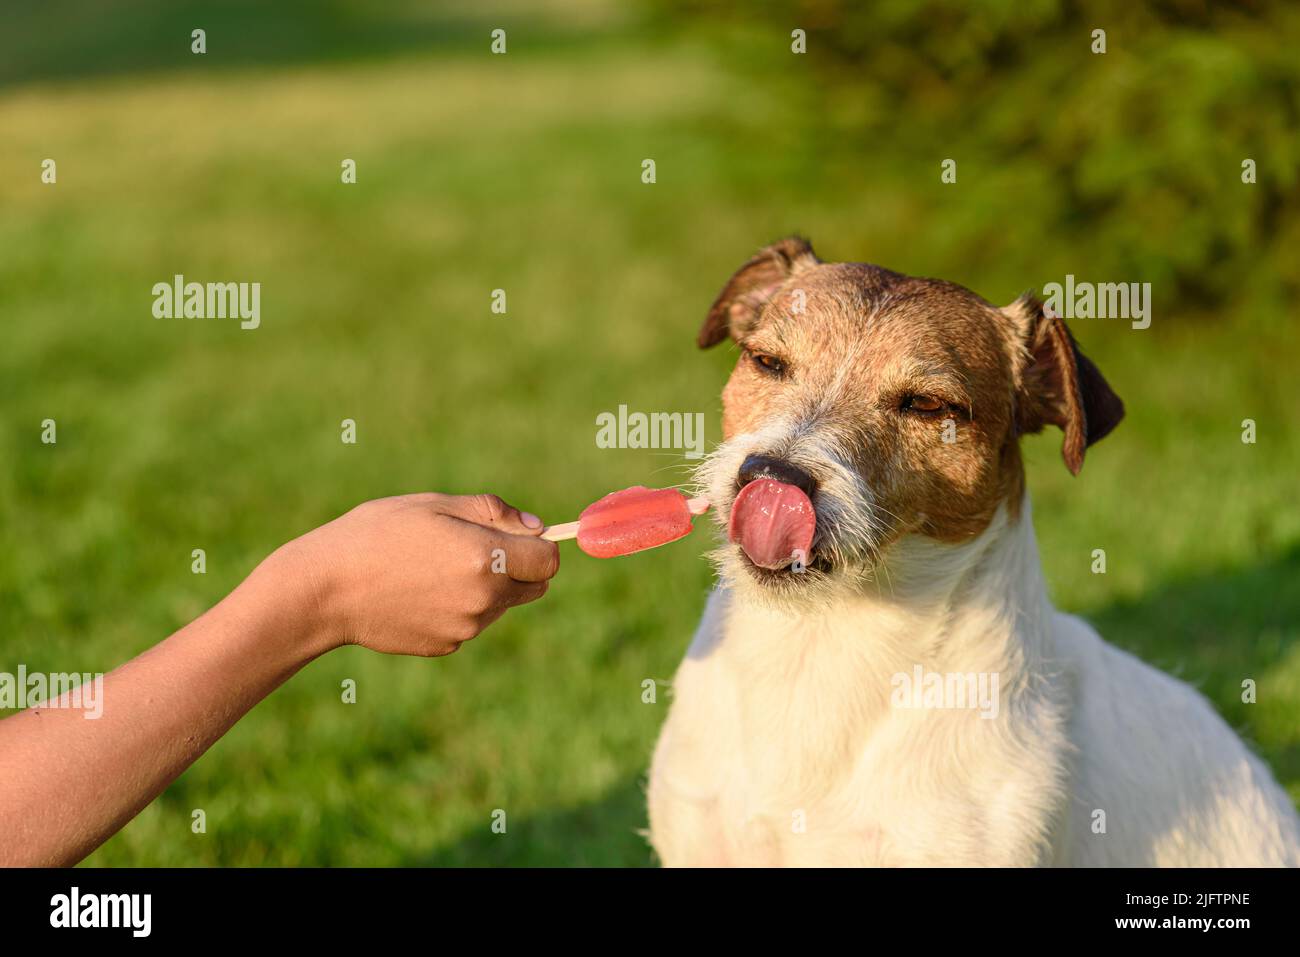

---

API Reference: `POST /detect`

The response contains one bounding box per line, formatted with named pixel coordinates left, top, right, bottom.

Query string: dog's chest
left=648, top=591, right=1063, bottom=867
left=654, top=692, right=1003, bottom=866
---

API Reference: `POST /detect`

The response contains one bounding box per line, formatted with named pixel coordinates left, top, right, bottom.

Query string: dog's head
left=696, top=237, right=1124, bottom=599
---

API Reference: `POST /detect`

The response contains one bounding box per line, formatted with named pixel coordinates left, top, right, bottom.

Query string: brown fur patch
left=701, top=240, right=1123, bottom=548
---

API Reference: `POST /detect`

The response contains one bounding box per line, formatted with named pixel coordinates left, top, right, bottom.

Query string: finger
left=494, top=532, right=561, bottom=583
left=441, top=493, right=544, bottom=537
left=503, top=578, right=549, bottom=608
left=470, top=602, right=513, bottom=639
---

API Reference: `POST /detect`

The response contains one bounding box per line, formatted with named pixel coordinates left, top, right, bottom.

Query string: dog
left=647, top=237, right=1300, bottom=866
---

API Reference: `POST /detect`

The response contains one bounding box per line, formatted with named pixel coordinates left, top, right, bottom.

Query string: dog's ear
left=697, top=236, right=820, bottom=348
left=1003, top=292, right=1125, bottom=475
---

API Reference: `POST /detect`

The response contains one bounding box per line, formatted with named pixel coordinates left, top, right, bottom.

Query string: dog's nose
left=737, top=454, right=817, bottom=498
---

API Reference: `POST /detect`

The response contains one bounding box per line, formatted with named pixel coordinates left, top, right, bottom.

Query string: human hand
left=272, top=493, right=559, bottom=658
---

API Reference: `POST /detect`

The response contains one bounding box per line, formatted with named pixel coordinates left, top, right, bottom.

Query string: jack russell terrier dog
left=647, top=237, right=1300, bottom=867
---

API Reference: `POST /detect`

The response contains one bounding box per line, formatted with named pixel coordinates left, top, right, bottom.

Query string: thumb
left=439, top=493, right=544, bottom=537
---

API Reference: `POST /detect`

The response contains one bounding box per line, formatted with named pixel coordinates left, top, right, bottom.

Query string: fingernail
left=520, top=512, right=542, bottom=529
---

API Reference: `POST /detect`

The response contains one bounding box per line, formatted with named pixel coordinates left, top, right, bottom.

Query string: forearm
left=0, top=492, right=558, bottom=867
left=0, top=547, right=327, bottom=867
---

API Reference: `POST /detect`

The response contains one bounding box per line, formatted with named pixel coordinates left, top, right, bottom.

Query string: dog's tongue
left=729, top=479, right=816, bottom=570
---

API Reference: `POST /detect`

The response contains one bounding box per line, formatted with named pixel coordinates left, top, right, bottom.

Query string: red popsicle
left=542, top=486, right=711, bottom=558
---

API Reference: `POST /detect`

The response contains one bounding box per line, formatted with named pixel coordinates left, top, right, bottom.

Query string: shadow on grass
left=410, top=775, right=655, bottom=867
left=418, top=547, right=1300, bottom=866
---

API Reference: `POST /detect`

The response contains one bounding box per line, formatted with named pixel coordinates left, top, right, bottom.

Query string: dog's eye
left=750, top=352, right=787, bottom=377
left=901, top=394, right=945, bottom=414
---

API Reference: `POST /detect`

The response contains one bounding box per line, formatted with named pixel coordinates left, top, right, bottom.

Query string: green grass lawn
left=1, top=8, right=1296, bottom=865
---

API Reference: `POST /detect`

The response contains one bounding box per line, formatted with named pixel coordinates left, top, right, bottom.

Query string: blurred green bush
left=647, top=0, right=1300, bottom=320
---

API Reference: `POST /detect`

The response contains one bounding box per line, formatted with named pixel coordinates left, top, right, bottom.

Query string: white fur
left=648, top=497, right=1300, bottom=866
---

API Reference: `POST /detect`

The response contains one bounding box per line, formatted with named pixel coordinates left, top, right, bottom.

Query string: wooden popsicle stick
left=540, top=520, right=580, bottom=542
left=541, top=495, right=710, bottom=542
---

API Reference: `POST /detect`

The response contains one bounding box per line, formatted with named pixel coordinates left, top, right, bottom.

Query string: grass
left=1, top=5, right=1296, bottom=865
